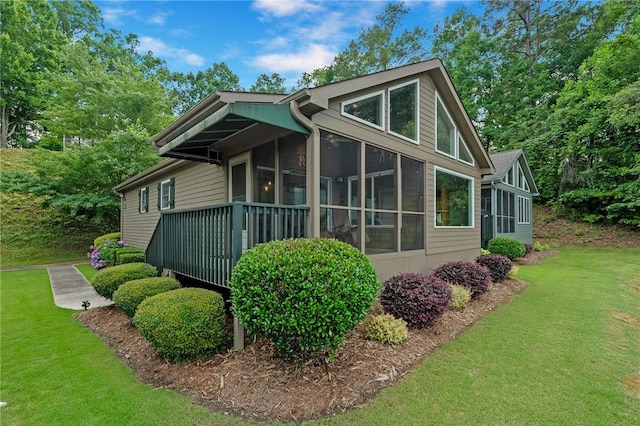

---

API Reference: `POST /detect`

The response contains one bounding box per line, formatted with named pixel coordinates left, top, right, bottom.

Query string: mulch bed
left=76, top=253, right=548, bottom=423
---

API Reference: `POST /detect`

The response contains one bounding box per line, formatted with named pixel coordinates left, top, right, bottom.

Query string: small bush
left=91, top=262, right=157, bottom=299
left=449, top=284, right=472, bottom=311
left=230, top=238, right=380, bottom=361
left=94, top=232, right=120, bottom=248
left=380, top=273, right=452, bottom=328
left=432, top=261, right=491, bottom=299
left=480, top=248, right=491, bottom=255
left=133, top=288, right=227, bottom=362
left=114, top=248, right=145, bottom=265
left=534, top=241, right=551, bottom=252
left=113, top=277, right=181, bottom=317
left=488, top=237, right=526, bottom=260
left=365, top=314, right=408, bottom=345
left=507, top=265, right=519, bottom=279
left=476, top=253, right=513, bottom=283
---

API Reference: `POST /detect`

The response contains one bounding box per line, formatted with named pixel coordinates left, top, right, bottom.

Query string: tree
left=165, top=63, right=241, bottom=115
left=298, top=2, right=428, bottom=87
left=0, top=0, right=65, bottom=147
left=250, top=73, right=287, bottom=94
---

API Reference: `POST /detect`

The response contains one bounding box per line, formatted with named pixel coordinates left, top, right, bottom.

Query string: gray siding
left=120, top=162, right=226, bottom=250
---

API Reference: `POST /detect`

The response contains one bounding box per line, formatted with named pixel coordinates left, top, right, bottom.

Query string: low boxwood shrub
left=230, top=238, right=380, bottom=361
left=380, top=273, right=452, bottom=328
left=476, top=253, right=513, bottom=283
left=365, top=314, right=408, bottom=345
left=133, top=288, right=227, bottom=362
left=449, top=284, right=472, bottom=311
left=432, top=261, right=491, bottom=299
left=91, top=262, right=157, bottom=300
left=488, top=237, right=526, bottom=260
left=508, top=265, right=519, bottom=279
left=114, top=248, right=145, bottom=265
left=113, top=277, right=181, bottom=317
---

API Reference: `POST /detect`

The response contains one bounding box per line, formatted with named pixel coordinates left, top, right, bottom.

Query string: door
left=229, top=153, right=251, bottom=251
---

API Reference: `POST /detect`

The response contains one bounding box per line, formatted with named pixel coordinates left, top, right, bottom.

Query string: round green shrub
left=94, top=232, right=120, bottom=248
left=476, top=253, right=513, bottom=283
left=91, top=262, right=158, bottom=300
left=432, top=261, right=491, bottom=299
left=133, top=288, right=227, bottom=362
left=488, top=237, right=526, bottom=260
left=380, top=273, right=452, bottom=328
left=365, top=314, right=408, bottom=345
left=230, top=238, right=380, bottom=361
left=113, top=277, right=181, bottom=317
left=449, top=284, right=472, bottom=311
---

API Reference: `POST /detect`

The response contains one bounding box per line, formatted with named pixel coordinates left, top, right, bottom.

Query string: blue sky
left=94, top=0, right=481, bottom=89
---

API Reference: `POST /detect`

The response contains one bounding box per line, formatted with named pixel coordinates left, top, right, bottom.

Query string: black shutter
left=144, top=187, right=149, bottom=212
left=157, top=182, right=161, bottom=210
left=169, top=178, right=175, bottom=209
left=138, top=189, right=142, bottom=213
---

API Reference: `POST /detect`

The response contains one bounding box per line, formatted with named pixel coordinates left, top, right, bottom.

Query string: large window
left=319, top=130, right=425, bottom=253
left=496, top=189, right=515, bottom=233
left=435, top=93, right=475, bottom=166
left=158, top=178, right=174, bottom=210
left=341, top=91, right=384, bottom=129
left=388, top=80, right=418, bottom=143
left=518, top=196, right=531, bottom=224
left=435, top=167, right=473, bottom=227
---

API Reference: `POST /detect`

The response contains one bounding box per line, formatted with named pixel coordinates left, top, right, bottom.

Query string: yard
left=1, top=246, right=639, bottom=425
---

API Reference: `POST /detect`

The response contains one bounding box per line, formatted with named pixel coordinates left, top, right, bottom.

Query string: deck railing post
left=231, top=202, right=245, bottom=350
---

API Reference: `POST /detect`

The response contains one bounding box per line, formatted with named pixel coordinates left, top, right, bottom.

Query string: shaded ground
left=77, top=270, right=535, bottom=423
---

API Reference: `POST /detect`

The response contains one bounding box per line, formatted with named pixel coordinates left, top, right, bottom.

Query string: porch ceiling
left=157, top=102, right=310, bottom=163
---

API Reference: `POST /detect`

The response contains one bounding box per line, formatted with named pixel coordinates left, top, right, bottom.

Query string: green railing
left=145, top=202, right=309, bottom=288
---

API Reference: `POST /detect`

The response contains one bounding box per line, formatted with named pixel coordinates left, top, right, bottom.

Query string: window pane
left=342, top=93, right=383, bottom=127
left=280, top=134, right=306, bottom=205
left=402, top=214, right=424, bottom=251
left=366, top=213, right=397, bottom=254
left=253, top=141, right=275, bottom=203
left=436, top=98, right=455, bottom=155
left=320, top=208, right=360, bottom=250
left=458, top=136, right=474, bottom=164
left=435, top=169, right=472, bottom=227
left=320, top=131, right=359, bottom=207
left=401, top=156, right=424, bottom=212
left=389, top=82, right=417, bottom=141
left=365, top=144, right=396, bottom=211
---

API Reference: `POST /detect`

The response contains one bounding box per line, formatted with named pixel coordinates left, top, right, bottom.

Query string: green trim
left=158, top=103, right=309, bottom=156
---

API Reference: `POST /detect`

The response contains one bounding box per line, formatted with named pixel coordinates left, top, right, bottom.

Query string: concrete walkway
left=47, top=265, right=113, bottom=310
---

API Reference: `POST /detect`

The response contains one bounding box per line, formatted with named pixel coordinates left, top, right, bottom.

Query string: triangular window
left=458, top=136, right=474, bottom=165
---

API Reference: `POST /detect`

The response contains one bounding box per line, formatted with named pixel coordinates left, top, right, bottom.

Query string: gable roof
left=482, top=149, right=539, bottom=195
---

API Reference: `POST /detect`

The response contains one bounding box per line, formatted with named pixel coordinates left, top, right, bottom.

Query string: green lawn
left=1, top=248, right=639, bottom=425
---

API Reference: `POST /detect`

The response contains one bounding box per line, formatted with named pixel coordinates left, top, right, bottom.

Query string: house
left=480, top=149, right=539, bottom=248
left=114, top=59, right=495, bottom=292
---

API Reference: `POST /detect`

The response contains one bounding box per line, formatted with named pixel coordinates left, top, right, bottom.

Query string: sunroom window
left=341, top=91, right=384, bottom=129
left=388, top=80, right=418, bottom=143
left=435, top=167, right=473, bottom=227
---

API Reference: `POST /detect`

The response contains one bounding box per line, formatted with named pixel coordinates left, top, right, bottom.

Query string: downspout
left=290, top=100, right=320, bottom=238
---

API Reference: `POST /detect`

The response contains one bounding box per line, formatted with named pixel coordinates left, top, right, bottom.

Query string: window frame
left=159, top=178, right=174, bottom=211
left=387, top=79, right=419, bottom=144
left=139, top=187, right=148, bottom=213
left=457, top=135, right=475, bottom=166
left=435, top=93, right=457, bottom=159
left=340, top=90, right=385, bottom=131
left=518, top=195, right=531, bottom=224
left=434, top=166, right=475, bottom=229
left=517, top=163, right=530, bottom=191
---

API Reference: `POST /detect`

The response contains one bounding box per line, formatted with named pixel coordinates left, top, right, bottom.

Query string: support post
left=233, top=317, right=245, bottom=350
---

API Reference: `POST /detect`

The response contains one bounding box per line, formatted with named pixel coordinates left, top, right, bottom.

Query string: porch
left=145, top=201, right=309, bottom=288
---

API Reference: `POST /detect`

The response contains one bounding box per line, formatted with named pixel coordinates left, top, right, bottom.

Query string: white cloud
left=102, top=7, right=138, bottom=25
left=252, top=0, right=322, bottom=18
left=137, top=36, right=205, bottom=67
left=252, top=44, right=336, bottom=74
left=148, top=11, right=170, bottom=25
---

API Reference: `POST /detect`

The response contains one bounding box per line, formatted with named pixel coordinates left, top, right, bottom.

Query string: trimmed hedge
left=113, top=277, right=181, bottom=318
left=91, top=262, right=158, bottom=300
left=94, top=232, right=120, bottom=248
left=133, top=288, right=227, bottom=362
left=476, top=253, right=513, bottom=283
left=380, top=273, right=452, bottom=328
left=432, top=261, right=491, bottom=299
left=230, top=238, right=380, bottom=361
left=114, top=248, right=145, bottom=265
left=365, top=314, right=408, bottom=345
left=488, top=237, right=526, bottom=260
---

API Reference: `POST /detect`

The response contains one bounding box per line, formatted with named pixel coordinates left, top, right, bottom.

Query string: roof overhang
left=155, top=102, right=310, bottom=163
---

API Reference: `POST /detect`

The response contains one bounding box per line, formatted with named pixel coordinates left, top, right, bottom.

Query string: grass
left=1, top=247, right=638, bottom=425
